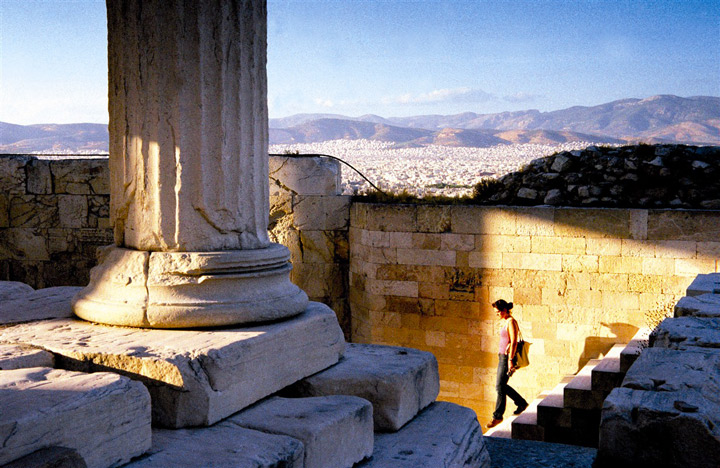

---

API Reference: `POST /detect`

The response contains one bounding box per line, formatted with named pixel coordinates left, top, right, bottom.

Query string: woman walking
left=486, top=299, right=528, bottom=429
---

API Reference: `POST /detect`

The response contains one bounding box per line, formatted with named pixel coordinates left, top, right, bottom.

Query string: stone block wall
left=348, top=203, right=720, bottom=420
left=269, top=155, right=352, bottom=338
left=0, top=155, right=112, bottom=288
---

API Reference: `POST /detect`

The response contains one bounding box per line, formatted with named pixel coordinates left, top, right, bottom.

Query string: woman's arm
left=508, top=318, right=520, bottom=366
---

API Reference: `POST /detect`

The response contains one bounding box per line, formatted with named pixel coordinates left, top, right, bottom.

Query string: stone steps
left=0, top=367, right=151, bottom=468
left=0, top=281, right=491, bottom=467
left=512, top=329, right=651, bottom=448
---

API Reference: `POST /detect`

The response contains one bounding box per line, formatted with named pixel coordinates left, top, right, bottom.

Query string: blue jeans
left=493, top=353, right=527, bottom=420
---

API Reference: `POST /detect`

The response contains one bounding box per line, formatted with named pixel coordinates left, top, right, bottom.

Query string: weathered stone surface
left=675, top=293, right=720, bottom=318
left=0, top=367, right=151, bottom=468
left=125, top=423, right=303, bottom=468
left=0, top=301, right=345, bottom=428
left=270, top=155, right=341, bottom=196
left=0, top=155, right=27, bottom=195
left=0, top=286, right=80, bottom=325
left=686, top=272, right=720, bottom=296
left=293, top=195, right=352, bottom=231
left=356, top=401, right=490, bottom=468
left=51, top=158, right=109, bottom=195
left=230, top=396, right=374, bottom=468
left=651, top=316, right=720, bottom=350
left=598, top=346, right=720, bottom=467
left=284, top=343, right=439, bottom=431
left=26, top=159, right=52, bottom=195
left=484, top=438, right=596, bottom=468
left=72, top=245, right=309, bottom=328
left=2, top=446, right=87, bottom=468
left=0, top=343, right=54, bottom=370
left=0, top=280, right=34, bottom=301
left=600, top=387, right=720, bottom=467
left=108, top=1, right=269, bottom=252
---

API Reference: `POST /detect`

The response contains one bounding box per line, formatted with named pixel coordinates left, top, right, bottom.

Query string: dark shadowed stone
left=2, top=447, right=87, bottom=468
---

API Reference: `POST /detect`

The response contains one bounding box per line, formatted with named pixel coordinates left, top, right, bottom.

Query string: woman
left=487, top=299, right=528, bottom=429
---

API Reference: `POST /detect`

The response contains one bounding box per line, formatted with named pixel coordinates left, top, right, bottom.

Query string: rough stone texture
left=0, top=343, right=54, bottom=370
left=107, top=0, right=270, bottom=252
left=284, top=343, right=439, bottom=431
left=651, top=316, right=720, bottom=350
left=230, top=396, right=374, bottom=468
left=2, top=447, right=87, bottom=468
left=0, top=280, right=34, bottom=301
left=686, top=272, right=720, bottom=296
left=675, top=293, right=720, bottom=318
left=356, top=401, right=490, bottom=468
left=474, top=144, right=720, bottom=209
left=0, top=367, right=151, bottom=468
left=0, top=286, right=80, bottom=325
left=598, top=346, right=720, bottom=467
left=124, top=424, right=303, bottom=468
left=484, top=437, right=597, bottom=468
left=270, top=155, right=341, bottom=196
left=0, top=301, right=345, bottom=428
left=72, top=245, right=308, bottom=328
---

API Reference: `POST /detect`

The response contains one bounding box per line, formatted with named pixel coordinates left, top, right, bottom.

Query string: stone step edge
left=619, top=328, right=652, bottom=373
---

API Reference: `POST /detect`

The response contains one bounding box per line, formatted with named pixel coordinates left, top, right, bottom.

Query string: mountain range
left=1, top=95, right=718, bottom=153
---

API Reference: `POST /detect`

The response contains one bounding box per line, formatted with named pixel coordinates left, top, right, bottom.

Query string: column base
left=72, top=244, right=308, bottom=328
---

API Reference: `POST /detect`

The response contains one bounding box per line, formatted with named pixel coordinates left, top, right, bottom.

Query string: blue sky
left=1, top=0, right=718, bottom=124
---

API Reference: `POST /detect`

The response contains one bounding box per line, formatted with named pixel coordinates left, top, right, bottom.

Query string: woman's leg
left=492, top=354, right=509, bottom=420
left=505, top=384, right=528, bottom=408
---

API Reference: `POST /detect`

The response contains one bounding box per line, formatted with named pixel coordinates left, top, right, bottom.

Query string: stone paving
left=485, top=437, right=596, bottom=468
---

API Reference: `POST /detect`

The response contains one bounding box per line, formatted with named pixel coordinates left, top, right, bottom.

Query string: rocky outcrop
left=474, top=144, right=720, bottom=208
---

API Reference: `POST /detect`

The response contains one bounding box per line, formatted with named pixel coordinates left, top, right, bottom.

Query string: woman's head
left=492, top=299, right=513, bottom=314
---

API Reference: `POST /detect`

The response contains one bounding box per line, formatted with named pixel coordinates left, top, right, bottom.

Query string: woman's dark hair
left=492, top=299, right=513, bottom=311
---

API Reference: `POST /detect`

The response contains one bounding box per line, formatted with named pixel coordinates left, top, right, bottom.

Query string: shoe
left=486, top=418, right=503, bottom=429
left=513, top=403, right=528, bottom=415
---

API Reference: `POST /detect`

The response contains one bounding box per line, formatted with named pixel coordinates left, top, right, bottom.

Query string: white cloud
left=381, top=87, right=496, bottom=106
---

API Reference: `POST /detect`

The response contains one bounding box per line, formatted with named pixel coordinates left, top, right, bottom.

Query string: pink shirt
left=498, top=321, right=510, bottom=355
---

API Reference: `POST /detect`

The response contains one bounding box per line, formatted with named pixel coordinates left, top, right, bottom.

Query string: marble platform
left=0, top=301, right=345, bottom=428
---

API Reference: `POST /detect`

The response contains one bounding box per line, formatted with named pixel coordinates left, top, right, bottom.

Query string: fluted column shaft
left=108, top=0, right=270, bottom=251
left=73, top=0, right=307, bottom=328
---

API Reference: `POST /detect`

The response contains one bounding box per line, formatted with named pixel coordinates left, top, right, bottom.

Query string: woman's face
left=494, top=307, right=509, bottom=319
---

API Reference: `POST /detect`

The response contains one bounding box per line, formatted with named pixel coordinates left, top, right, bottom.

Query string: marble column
left=73, top=0, right=308, bottom=328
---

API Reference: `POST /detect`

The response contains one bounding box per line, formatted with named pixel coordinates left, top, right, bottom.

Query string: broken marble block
left=229, top=396, right=374, bottom=468
left=0, top=286, right=80, bottom=325
left=0, top=301, right=345, bottom=428
left=0, top=343, right=54, bottom=370
left=598, top=347, right=720, bottom=468
left=675, top=293, right=720, bottom=318
left=124, top=423, right=304, bottom=467
left=284, top=343, right=439, bottom=431
left=0, top=367, right=151, bottom=468
left=685, top=272, right=720, bottom=296
left=356, top=401, right=491, bottom=468
left=651, top=316, right=720, bottom=350
left=0, top=281, right=34, bottom=302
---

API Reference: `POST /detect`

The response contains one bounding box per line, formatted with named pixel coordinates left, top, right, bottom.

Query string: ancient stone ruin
left=0, top=1, right=489, bottom=467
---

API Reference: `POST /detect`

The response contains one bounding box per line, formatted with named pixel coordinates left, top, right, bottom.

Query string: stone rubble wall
left=348, top=203, right=720, bottom=421
left=476, top=144, right=720, bottom=209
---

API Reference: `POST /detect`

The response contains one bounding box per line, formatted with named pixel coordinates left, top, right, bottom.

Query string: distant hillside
left=270, top=95, right=720, bottom=146
left=0, top=122, right=108, bottom=153
left=2, top=95, right=717, bottom=153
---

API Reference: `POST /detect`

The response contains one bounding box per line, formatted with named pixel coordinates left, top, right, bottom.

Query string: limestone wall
left=0, top=155, right=112, bottom=288
left=348, top=203, right=720, bottom=420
